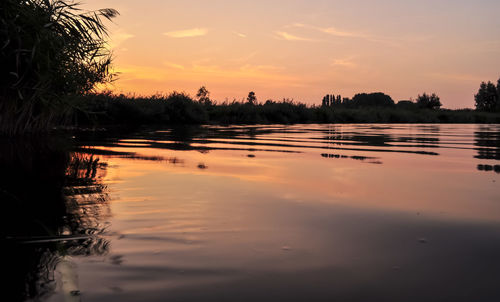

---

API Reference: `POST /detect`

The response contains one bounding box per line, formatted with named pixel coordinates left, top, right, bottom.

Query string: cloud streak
left=274, top=31, right=315, bottom=42
left=331, top=57, right=357, bottom=68
left=163, top=28, right=208, bottom=38
left=108, top=30, right=135, bottom=50
left=292, top=23, right=366, bottom=39
left=163, top=61, right=185, bottom=70
left=290, top=23, right=433, bottom=48
left=233, top=32, right=247, bottom=38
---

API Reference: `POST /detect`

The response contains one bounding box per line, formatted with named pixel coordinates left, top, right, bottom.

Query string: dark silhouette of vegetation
left=497, top=78, right=500, bottom=105
left=322, top=94, right=343, bottom=107
left=350, top=93, right=395, bottom=108
left=247, top=91, right=257, bottom=105
left=416, top=93, right=442, bottom=109
left=0, top=0, right=118, bottom=135
left=322, top=92, right=394, bottom=108
left=396, top=100, right=418, bottom=110
left=71, top=90, right=500, bottom=127
left=196, top=86, right=212, bottom=106
left=475, top=79, right=500, bottom=112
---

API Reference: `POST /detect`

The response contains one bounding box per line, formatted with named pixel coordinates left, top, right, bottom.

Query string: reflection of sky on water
left=3, top=124, right=500, bottom=301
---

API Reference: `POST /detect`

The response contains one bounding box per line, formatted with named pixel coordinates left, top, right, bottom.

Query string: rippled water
left=3, top=124, right=500, bottom=301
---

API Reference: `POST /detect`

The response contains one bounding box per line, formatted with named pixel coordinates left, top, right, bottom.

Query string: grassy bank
left=71, top=92, right=500, bottom=127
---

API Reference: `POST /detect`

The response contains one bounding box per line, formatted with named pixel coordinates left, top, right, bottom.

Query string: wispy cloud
left=163, top=61, right=185, bottom=70
left=292, top=23, right=366, bottom=39
left=233, top=32, right=247, bottom=38
left=163, top=28, right=208, bottom=38
left=109, top=30, right=135, bottom=49
left=274, top=31, right=314, bottom=42
left=290, top=23, right=433, bottom=48
left=331, top=57, right=357, bottom=68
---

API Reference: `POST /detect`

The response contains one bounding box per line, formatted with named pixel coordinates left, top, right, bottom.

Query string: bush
left=349, top=93, right=395, bottom=108
left=416, top=93, right=442, bottom=109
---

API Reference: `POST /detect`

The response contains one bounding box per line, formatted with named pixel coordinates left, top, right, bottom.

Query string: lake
left=3, top=124, right=500, bottom=302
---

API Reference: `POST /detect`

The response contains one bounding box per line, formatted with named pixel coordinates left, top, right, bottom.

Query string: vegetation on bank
left=72, top=91, right=500, bottom=126
left=0, top=0, right=117, bottom=135
left=1, top=1, right=499, bottom=136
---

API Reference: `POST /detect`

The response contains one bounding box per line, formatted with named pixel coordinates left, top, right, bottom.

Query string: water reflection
left=477, top=164, right=500, bottom=173
left=1, top=138, right=110, bottom=301
left=474, top=126, right=500, bottom=160
left=74, top=124, right=445, bottom=157
left=3, top=124, right=500, bottom=302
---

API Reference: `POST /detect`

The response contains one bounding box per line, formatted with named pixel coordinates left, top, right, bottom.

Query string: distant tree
left=497, top=77, right=500, bottom=109
left=475, top=81, right=498, bottom=111
left=196, top=86, right=211, bottom=105
left=322, top=95, right=330, bottom=107
left=247, top=91, right=256, bottom=105
left=351, top=92, right=395, bottom=108
left=416, top=93, right=442, bottom=109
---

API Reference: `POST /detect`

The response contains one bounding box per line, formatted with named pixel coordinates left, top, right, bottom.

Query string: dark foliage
left=475, top=81, right=499, bottom=112
left=247, top=91, right=257, bottom=105
left=416, top=93, right=442, bottom=110
left=196, top=86, right=212, bottom=105
left=396, top=100, right=418, bottom=110
left=70, top=92, right=500, bottom=126
left=349, top=92, right=395, bottom=108
left=0, top=0, right=118, bottom=135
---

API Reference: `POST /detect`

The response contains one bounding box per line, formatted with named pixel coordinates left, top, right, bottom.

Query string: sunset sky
left=83, top=0, right=500, bottom=108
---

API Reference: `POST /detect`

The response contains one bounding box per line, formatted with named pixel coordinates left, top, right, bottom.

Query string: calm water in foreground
left=3, top=124, right=500, bottom=302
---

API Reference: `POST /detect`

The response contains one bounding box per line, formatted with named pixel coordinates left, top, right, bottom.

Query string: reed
left=0, top=0, right=118, bottom=136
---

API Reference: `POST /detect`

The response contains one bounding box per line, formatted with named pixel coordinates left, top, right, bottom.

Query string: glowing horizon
left=83, top=0, right=500, bottom=108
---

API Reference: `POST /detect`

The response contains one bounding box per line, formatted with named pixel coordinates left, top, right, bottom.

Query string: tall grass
left=0, top=0, right=118, bottom=136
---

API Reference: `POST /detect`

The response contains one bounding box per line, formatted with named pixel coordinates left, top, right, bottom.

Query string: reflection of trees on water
left=1, top=138, right=110, bottom=301
left=322, top=125, right=441, bottom=149
left=474, top=127, right=500, bottom=160
left=475, top=126, right=500, bottom=173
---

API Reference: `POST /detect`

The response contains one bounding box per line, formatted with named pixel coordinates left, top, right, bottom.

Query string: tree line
left=321, top=92, right=442, bottom=110
left=475, top=77, right=500, bottom=112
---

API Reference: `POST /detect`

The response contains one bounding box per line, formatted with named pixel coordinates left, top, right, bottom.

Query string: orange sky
left=83, top=0, right=500, bottom=108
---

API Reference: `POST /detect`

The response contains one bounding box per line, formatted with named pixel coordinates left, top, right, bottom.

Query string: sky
left=82, top=0, right=500, bottom=108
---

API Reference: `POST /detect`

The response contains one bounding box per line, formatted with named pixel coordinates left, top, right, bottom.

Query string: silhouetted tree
left=475, top=81, right=498, bottom=111
left=247, top=91, right=256, bottom=105
left=336, top=95, right=342, bottom=105
left=321, top=96, right=327, bottom=107
left=196, top=86, right=212, bottom=105
left=497, top=78, right=500, bottom=103
left=416, top=93, right=442, bottom=109
left=351, top=92, right=395, bottom=108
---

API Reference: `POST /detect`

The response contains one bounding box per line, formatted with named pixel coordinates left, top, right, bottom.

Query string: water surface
left=3, top=124, right=500, bottom=301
